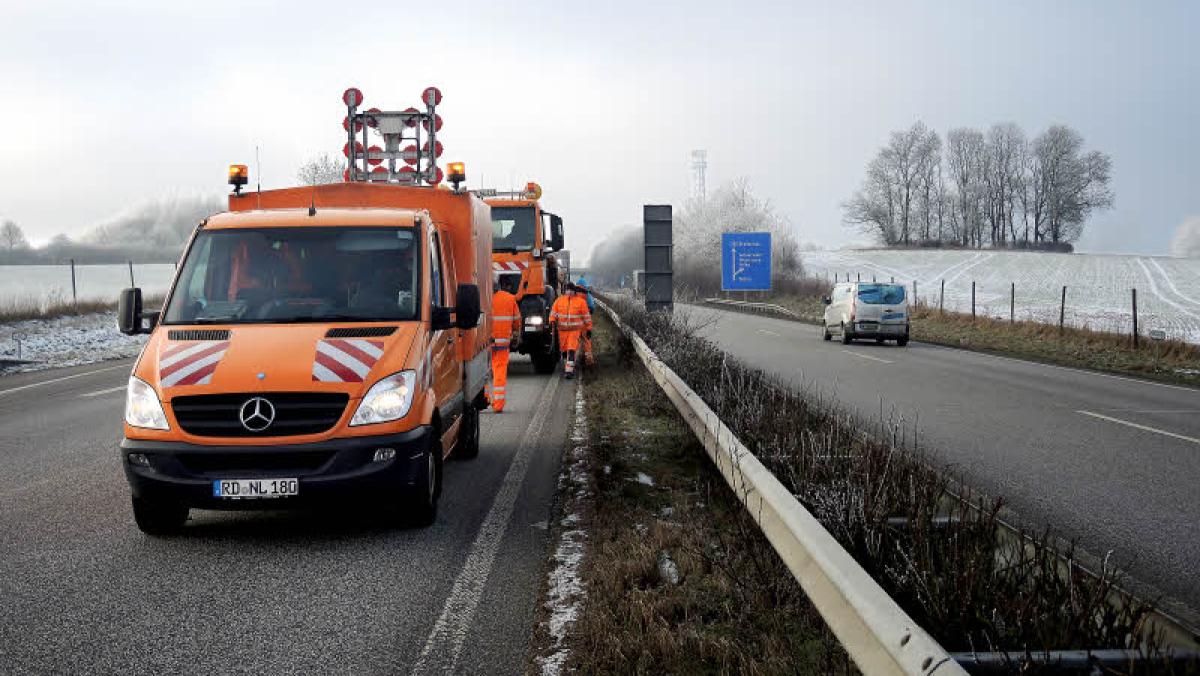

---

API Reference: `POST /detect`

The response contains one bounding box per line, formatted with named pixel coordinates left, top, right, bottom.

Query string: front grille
left=326, top=326, right=397, bottom=338
left=178, top=450, right=334, bottom=475
left=171, top=392, right=349, bottom=437
left=168, top=329, right=231, bottom=340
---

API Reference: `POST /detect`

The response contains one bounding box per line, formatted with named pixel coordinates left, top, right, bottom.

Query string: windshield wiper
left=264, top=314, right=405, bottom=324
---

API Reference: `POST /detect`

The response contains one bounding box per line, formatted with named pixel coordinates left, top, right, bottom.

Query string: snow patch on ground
left=634, top=472, right=655, bottom=486
left=1, top=312, right=145, bottom=375
left=537, top=383, right=591, bottom=676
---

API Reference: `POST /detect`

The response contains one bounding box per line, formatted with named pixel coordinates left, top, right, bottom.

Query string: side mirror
left=821, top=296, right=832, bottom=305
left=431, top=306, right=454, bottom=332
left=549, top=214, right=564, bottom=252
left=454, top=283, right=481, bottom=329
left=118, top=288, right=144, bottom=335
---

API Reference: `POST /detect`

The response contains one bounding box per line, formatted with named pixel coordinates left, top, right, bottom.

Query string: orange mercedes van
left=117, top=182, right=492, bottom=534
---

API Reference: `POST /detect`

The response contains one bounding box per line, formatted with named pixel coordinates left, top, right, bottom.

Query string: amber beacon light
left=448, top=162, right=466, bottom=190
left=228, top=164, right=249, bottom=194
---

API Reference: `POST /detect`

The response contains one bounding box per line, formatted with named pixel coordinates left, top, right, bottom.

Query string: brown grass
left=0, top=293, right=166, bottom=323
left=539, top=313, right=853, bottom=674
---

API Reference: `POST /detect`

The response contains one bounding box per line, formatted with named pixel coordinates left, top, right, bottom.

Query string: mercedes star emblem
left=239, top=397, right=276, bottom=432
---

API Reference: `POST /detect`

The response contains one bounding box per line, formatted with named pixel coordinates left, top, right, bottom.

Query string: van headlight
left=525, top=315, right=544, bottom=327
left=125, top=376, right=169, bottom=430
left=351, top=371, right=417, bottom=426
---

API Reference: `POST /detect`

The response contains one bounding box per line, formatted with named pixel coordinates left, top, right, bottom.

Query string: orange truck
left=482, top=183, right=566, bottom=373
left=116, top=87, right=491, bottom=534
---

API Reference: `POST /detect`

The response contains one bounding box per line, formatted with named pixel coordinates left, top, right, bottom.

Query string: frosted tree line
left=844, top=122, right=1113, bottom=250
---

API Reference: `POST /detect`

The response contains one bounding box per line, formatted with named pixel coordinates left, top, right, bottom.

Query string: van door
left=428, top=228, right=463, bottom=449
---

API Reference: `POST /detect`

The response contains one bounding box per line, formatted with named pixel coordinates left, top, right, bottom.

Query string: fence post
left=69, top=259, right=77, bottom=306
left=128, top=260, right=135, bottom=287
left=872, top=275, right=876, bottom=283
left=971, top=281, right=976, bottom=320
left=913, top=279, right=918, bottom=307
left=1010, top=282, right=1015, bottom=324
left=939, top=279, right=945, bottom=315
left=1132, top=288, right=1139, bottom=348
left=890, top=276, right=894, bottom=283
left=857, top=272, right=861, bottom=282
left=1059, top=285, right=1067, bottom=331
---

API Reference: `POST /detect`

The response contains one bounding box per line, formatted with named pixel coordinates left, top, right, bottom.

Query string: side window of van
left=429, top=233, right=444, bottom=307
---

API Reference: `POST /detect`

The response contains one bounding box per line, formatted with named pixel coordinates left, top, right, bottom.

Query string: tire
left=840, top=323, right=853, bottom=345
left=532, top=350, right=558, bottom=374
left=822, top=323, right=832, bottom=341
left=897, top=335, right=909, bottom=347
left=876, top=338, right=885, bottom=345
left=454, top=399, right=480, bottom=460
left=131, top=495, right=188, bottom=536
left=402, top=430, right=442, bottom=528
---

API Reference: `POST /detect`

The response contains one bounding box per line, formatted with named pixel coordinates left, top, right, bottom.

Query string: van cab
left=822, top=282, right=910, bottom=346
left=117, top=183, right=492, bottom=535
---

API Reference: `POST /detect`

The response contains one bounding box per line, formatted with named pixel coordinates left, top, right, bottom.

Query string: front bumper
left=121, top=427, right=431, bottom=509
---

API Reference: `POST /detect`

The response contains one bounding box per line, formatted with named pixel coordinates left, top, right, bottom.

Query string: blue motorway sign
left=721, top=232, right=772, bottom=291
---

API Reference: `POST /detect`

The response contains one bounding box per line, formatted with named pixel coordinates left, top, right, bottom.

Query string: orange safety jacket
left=491, top=289, right=520, bottom=349
left=550, top=294, right=592, bottom=333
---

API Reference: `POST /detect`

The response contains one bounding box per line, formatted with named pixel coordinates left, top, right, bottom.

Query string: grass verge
left=529, top=311, right=853, bottom=674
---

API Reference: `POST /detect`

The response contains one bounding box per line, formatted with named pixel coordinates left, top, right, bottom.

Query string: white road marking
left=0, top=364, right=129, bottom=397
left=79, top=385, right=127, bottom=398
left=1076, top=410, right=1200, bottom=446
left=756, top=329, right=780, bottom=337
left=842, top=349, right=893, bottom=364
left=411, top=372, right=562, bottom=674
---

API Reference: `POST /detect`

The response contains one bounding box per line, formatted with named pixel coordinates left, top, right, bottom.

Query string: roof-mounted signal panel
left=341, top=86, right=446, bottom=187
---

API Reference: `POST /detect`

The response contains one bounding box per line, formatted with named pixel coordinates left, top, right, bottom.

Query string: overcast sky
left=1, top=0, right=1197, bottom=261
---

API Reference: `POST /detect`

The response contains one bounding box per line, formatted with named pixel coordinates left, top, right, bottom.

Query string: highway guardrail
left=598, top=299, right=966, bottom=676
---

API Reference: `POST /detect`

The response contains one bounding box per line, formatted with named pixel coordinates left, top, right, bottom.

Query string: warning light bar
left=228, top=164, right=249, bottom=194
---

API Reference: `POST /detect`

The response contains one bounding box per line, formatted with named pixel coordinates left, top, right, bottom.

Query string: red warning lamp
left=524, top=182, right=543, bottom=200
left=343, top=141, right=364, bottom=158
left=447, top=162, right=466, bottom=190
left=422, top=140, right=444, bottom=158
left=365, top=107, right=382, bottom=129
left=422, top=114, right=443, bottom=133
left=228, top=164, right=249, bottom=194
left=342, top=87, right=364, bottom=107
left=422, top=86, right=442, bottom=106
left=342, top=116, right=363, bottom=133
left=402, top=144, right=419, bottom=166
left=369, top=166, right=389, bottom=183
left=366, top=145, right=384, bottom=167
left=429, top=167, right=444, bottom=185
left=403, top=107, right=419, bottom=128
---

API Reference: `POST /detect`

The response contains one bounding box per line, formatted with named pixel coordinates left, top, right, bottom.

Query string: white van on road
left=822, top=282, right=910, bottom=346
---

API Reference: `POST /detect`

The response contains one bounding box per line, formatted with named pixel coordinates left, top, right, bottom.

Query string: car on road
left=822, top=282, right=910, bottom=346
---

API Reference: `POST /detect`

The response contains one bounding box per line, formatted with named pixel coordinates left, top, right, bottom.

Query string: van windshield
left=491, top=206, right=537, bottom=252
left=857, top=283, right=906, bottom=305
left=163, top=227, right=420, bottom=324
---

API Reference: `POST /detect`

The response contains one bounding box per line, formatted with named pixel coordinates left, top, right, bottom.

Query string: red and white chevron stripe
left=492, top=261, right=529, bottom=272
left=159, top=341, right=230, bottom=387
left=312, top=338, right=384, bottom=383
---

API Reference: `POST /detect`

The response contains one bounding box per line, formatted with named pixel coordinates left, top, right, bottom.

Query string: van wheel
left=897, top=335, right=910, bottom=347
left=132, top=495, right=188, bottom=536
left=840, top=323, right=853, bottom=345
left=532, top=350, right=558, bottom=374
left=454, top=399, right=481, bottom=460
left=403, top=428, right=442, bottom=527
left=822, top=323, right=831, bottom=341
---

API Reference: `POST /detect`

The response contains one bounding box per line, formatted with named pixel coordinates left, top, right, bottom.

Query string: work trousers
left=489, top=347, right=510, bottom=411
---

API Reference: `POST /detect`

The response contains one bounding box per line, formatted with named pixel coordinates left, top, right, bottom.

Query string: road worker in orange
left=489, top=275, right=521, bottom=412
left=549, top=283, right=592, bottom=379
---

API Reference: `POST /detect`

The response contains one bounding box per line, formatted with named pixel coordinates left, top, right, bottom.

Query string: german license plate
left=213, top=478, right=299, bottom=499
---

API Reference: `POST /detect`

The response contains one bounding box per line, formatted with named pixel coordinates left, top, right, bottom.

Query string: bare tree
left=946, top=128, right=986, bottom=247
left=1031, top=125, right=1113, bottom=244
left=1, top=219, right=29, bottom=251
left=296, top=153, right=344, bottom=186
left=982, top=123, right=1025, bottom=246
left=844, top=121, right=940, bottom=246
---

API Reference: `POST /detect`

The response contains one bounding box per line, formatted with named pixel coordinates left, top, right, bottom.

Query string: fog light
left=373, top=448, right=397, bottom=463
left=128, top=452, right=151, bottom=468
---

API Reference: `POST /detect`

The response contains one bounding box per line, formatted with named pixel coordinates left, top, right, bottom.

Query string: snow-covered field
left=801, top=250, right=1200, bottom=344
left=0, top=312, right=146, bottom=374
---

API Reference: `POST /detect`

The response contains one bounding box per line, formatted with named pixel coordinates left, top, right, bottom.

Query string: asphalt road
left=680, top=304, right=1200, bottom=624
left=0, top=357, right=573, bottom=674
